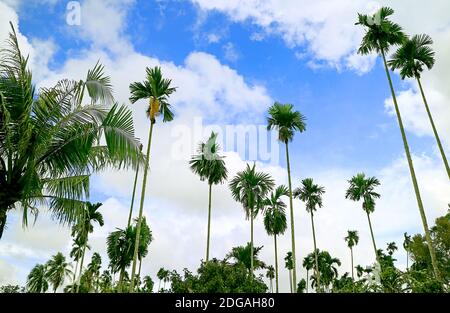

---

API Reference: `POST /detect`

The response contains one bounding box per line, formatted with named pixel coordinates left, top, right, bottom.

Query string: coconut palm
left=294, top=178, right=325, bottom=292
left=127, top=144, right=144, bottom=227
left=226, top=243, right=266, bottom=272
left=229, top=163, right=274, bottom=278
left=403, top=232, right=412, bottom=270
left=107, top=226, right=135, bottom=292
left=128, top=66, right=177, bottom=291
left=344, top=230, right=359, bottom=280
left=266, top=266, right=275, bottom=293
left=26, top=264, right=48, bottom=293
left=284, top=252, right=294, bottom=293
left=302, top=254, right=314, bottom=293
left=263, top=185, right=288, bottom=293
left=267, top=102, right=306, bottom=289
left=388, top=34, right=449, bottom=179
left=345, top=173, right=381, bottom=263
left=45, top=252, right=72, bottom=293
left=74, top=202, right=104, bottom=293
left=190, top=131, right=228, bottom=262
left=0, top=25, right=142, bottom=240
left=356, top=6, right=440, bottom=281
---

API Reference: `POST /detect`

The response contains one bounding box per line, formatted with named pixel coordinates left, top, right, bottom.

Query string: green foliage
left=267, top=102, right=306, bottom=143
left=226, top=242, right=266, bottom=272
left=0, top=285, right=24, bottom=293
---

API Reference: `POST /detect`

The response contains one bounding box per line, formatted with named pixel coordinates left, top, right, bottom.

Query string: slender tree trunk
left=118, top=269, right=125, bottom=293
left=406, top=251, right=409, bottom=271
left=285, top=142, right=297, bottom=290
left=75, top=242, right=87, bottom=293
left=130, top=121, right=155, bottom=292
left=310, top=211, right=321, bottom=293
left=72, top=258, right=79, bottom=292
left=137, top=257, right=142, bottom=289
left=381, top=49, right=441, bottom=281
left=127, top=163, right=140, bottom=228
left=206, top=183, right=212, bottom=262
left=250, top=206, right=254, bottom=279
left=350, top=247, right=354, bottom=281
left=288, top=270, right=292, bottom=293
left=306, top=270, right=309, bottom=293
left=416, top=76, right=450, bottom=179
left=274, top=234, right=279, bottom=293
left=158, top=279, right=161, bottom=292
left=366, top=211, right=379, bottom=262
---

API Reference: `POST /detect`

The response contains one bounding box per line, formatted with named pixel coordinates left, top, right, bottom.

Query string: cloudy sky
left=0, top=0, right=449, bottom=292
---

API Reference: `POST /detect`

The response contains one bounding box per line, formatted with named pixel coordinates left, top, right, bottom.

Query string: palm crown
left=294, top=178, right=325, bottom=214
left=229, top=163, right=275, bottom=219
left=190, top=132, right=228, bottom=185
left=356, top=7, right=407, bottom=55
left=263, top=185, right=288, bottom=236
left=345, top=230, right=359, bottom=248
left=129, top=66, right=177, bottom=123
left=345, top=173, right=380, bottom=213
left=388, top=34, right=435, bottom=79
left=226, top=243, right=266, bottom=271
left=267, top=102, right=306, bottom=143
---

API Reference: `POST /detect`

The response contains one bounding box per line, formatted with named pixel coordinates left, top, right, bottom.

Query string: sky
left=0, top=0, right=449, bottom=292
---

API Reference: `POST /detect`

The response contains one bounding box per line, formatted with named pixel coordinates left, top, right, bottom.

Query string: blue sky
left=1, top=0, right=449, bottom=290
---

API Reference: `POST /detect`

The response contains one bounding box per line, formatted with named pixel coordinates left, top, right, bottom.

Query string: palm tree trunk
left=206, top=183, right=212, bottom=262
left=127, top=163, right=140, bottom=227
left=75, top=242, right=87, bottom=293
left=137, top=257, right=142, bottom=288
left=118, top=269, right=125, bottom=293
left=274, top=234, right=279, bottom=293
left=72, top=258, right=79, bottom=293
left=130, top=121, right=155, bottom=292
left=250, top=206, right=254, bottom=279
left=406, top=251, right=409, bottom=271
left=285, top=141, right=297, bottom=290
left=306, top=270, right=309, bottom=293
left=288, top=270, right=292, bottom=293
left=381, top=49, right=441, bottom=281
left=310, top=212, right=321, bottom=293
left=158, top=279, right=161, bottom=292
left=350, top=247, right=354, bottom=281
left=366, top=211, right=379, bottom=262
left=416, top=76, right=450, bottom=179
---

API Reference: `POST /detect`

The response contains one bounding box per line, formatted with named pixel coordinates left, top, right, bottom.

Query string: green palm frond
left=267, top=102, right=306, bottom=143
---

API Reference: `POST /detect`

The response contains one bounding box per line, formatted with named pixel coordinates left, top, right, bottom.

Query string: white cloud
left=223, top=42, right=239, bottom=62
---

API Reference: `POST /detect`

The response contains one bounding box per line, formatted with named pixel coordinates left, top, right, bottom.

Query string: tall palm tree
left=107, top=226, right=135, bottom=293
left=344, top=230, right=359, bottom=280
left=266, top=266, right=275, bottom=293
left=263, top=185, right=288, bottom=293
left=136, top=217, right=153, bottom=285
left=294, top=178, right=325, bottom=292
left=345, top=173, right=380, bottom=263
left=0, top=24, right=142, bottom=239
left=284, top=252, right=294, bottom=293
left=267, top=102, right=306, bottom=289
left=190, top=131, right=228, bottom=262
left=127, top=144, right=144, bottom=227
left=128, top=66, right=177, bottom=291
left=403, top=232, right=412, bottom=271
left=87, top=253, right=102, bottom=292
left=229, top=164, right=274, bottom=278
left=69, top=235, right=89, bottom=289
left=388, top=34, right=450, bottom=179
left=302, top=255, right=314, bottom=293
left=26, top=264, right=48, bottom=293
left=356, top=6, right=441, bottom=281
left=226, top=243, right=266, bottom=272
left=74, top=202, right=104, bottom=293
left=45, top=252, right=72, bottom=293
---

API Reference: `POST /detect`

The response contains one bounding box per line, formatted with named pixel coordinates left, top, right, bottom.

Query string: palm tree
left=0, top=24, right=142, bottom=239
left=141, top=275, right=154, bottom=293
left=128, top=66, right=177, bottom=291
left=226, top=243, right=266, bottom=272
left=190, top=131, right=228, bottom=262
left=387, top=242, right=398, bottom=256
left=266, top=266, right=275, bottom=293
left=26, top=264, right=48, bottom=293
left=356, top=6, right=441, bottom=281
left=99, top=270, right=113, bottom=293
left=127, top=144, right=144, bottom=227
left=87, top=253, right=102, bottom=292
left=267, top=102, right=306, bottom=289
left=344, top=230, right=359, bottom=280
left=403, top=232, right=412, bottom=270
left=345, top=173, right=381, bottom=263
left=136, top=217, right=153, bottom=285
left=45, top=252, right=72, bottom=293
left=157, top=268, right=166, bottom=292
left=388, top=34, right=450, bottom=179
left=69, top=235, right=89, bottom=289
left=284, top=252, right=294, bottom=293
left=74, top=202, right=104, bottom=293
left=302, top=255, right=314, bottom=293
left=107, top=226, right=135, bottom=292
left=294, top=178, right=325, bottom=292
left=229, top=163, right=274, bottom=278
left=311, top=250, right=341, bottom=292
left=263, top=185, right=288, bottom=293
left=297, top=278, right=307, bottom=293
